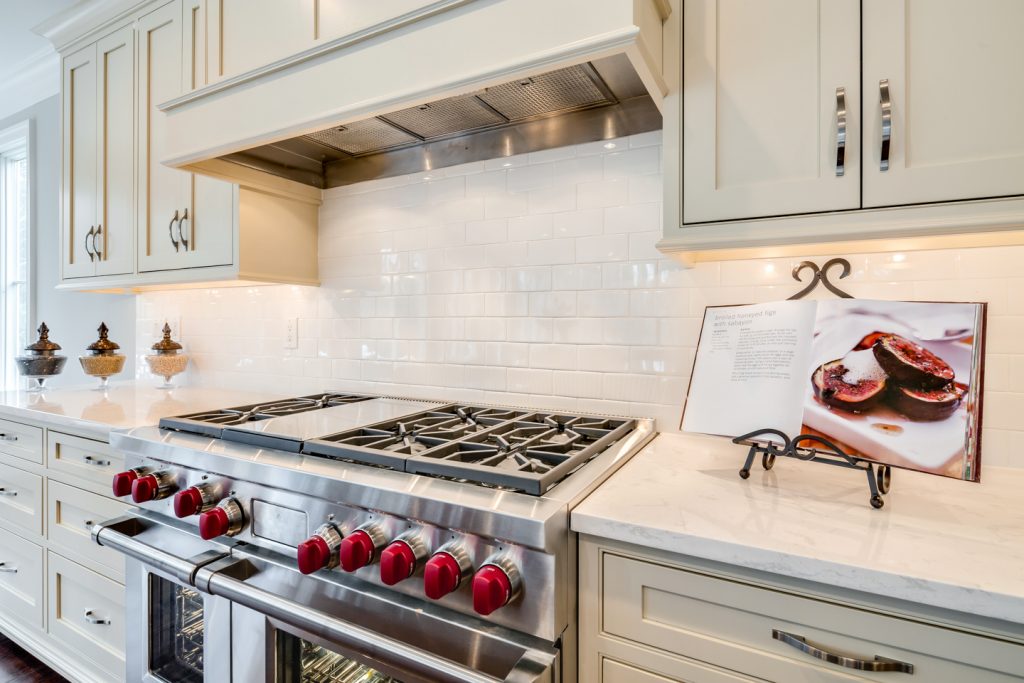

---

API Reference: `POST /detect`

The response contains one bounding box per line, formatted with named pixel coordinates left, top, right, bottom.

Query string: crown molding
left=0, top=47, right=60, bottom=121
left=33, top=0, right=150, bottom=53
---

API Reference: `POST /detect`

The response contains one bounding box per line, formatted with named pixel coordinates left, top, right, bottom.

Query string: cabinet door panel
left=863, top=0, right=1024, bottom=207
left=137, top=1, right=189, bottom=273
left=682, top=0, right=860, bottom=223
left=95, top=26, right=135, bottom=277
left=211, top=0, right=314, bottom=80
left=62, top=45, right=98, bottom=279
left=184, top=173, right=235, bottom=269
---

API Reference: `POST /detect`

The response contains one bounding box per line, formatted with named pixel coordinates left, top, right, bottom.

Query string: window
left=0, top=121, right=31, bottom=390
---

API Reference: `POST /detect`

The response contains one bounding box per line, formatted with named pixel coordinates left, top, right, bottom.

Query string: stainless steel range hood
left=159, top=0, right=669, bottom=191
left=220, top=55, right=660, bottom=189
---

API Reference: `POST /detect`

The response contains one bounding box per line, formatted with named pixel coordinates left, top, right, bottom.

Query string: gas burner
left=159, top=393, right=375, bottom=438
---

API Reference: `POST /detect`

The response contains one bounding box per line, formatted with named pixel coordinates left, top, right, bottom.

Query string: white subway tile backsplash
left=136, top=135, right=1024, bottom=455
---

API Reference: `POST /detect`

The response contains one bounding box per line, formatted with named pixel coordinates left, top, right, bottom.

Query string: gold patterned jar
left=144, top=323, right=189, bottom=389
left=15, top=323, right=67, bottom=391
left=79, top=323, right=126, bottom=390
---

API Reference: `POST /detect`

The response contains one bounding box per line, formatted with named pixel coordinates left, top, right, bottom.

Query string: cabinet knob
left=85, top=226, right=96, bottom=262
left=168, top=210, right=181, bottom=252
left=93, top=224, right=103, bottom=258
left=177, top=208, right=190, bottom=250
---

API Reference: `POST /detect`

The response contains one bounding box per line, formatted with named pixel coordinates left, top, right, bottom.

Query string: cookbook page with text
left=681, top=300, right=817, bottom=440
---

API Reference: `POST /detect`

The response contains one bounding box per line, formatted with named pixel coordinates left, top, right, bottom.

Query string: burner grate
left=159, top=393, right=375, bottom=438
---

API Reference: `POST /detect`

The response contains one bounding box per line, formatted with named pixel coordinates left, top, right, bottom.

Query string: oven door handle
left=91, top=514, right=223, bottom=586
left=196, top=558, right=558, bottom=683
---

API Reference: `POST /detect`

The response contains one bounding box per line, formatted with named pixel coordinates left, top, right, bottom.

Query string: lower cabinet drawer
left=48, top=552, right=125, bottom=681
left=0, top=461, right=43, bottom=536
left=602, top=552, right=1024, bottom=682
left=47, top=432, right=123, bottom=492
left=0, top=417, right=44, bottom=464
left=0, top=525, right=44, bottom=629
left=602, top=656, right=758, bottom=683
left=48, top=480, right=130, bottom=581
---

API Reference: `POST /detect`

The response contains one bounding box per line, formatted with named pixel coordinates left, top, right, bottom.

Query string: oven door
left=92, top=513, right=233, bottom=683
left=196, top=547, right=560, bottom=683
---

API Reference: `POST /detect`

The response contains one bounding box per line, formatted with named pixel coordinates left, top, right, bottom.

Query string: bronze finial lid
left=24, top=322, right=62, bottom=354
left=86, top=322, right=121, bottom=354
left=151, top=323, right=183, bottom=353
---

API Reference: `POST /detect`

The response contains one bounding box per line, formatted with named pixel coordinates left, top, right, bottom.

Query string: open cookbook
left=681, top=299, right=986, bottom=481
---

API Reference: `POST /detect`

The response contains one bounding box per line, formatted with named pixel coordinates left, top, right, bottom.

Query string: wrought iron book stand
left=731, top=258, right=893, bottom=509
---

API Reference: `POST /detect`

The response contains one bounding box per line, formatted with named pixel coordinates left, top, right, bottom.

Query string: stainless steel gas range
left=91, top=393, right=655, bottom=683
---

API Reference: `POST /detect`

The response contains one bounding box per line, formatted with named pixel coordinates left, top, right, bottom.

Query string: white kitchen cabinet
left=662, top=0, right=1024, bottom=260
left=61, top=26, right=135, bottom=281
left=137, top=0, right=234, bottom=274
left=580, top=536, right=1024, bottom=683
left=681, top=0, right=860, bottom=223
left=862, top=0, right=1024, bottom=207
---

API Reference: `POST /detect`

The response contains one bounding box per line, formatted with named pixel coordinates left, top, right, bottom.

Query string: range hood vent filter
left=476, top=65, right=611, bottom=121
left=384, top=94, right=506, bottom=139
left=305, top=119, right=418, bottom=155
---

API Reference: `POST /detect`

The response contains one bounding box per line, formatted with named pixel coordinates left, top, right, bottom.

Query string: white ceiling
left=0, top=0, right=79, bottom=118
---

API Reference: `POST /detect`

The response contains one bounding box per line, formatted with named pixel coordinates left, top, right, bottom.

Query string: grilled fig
left=888, top=383, right=966, bottom=421
left=872, top=334, right=954, bottom=389
left=812, top=357, right=888, bottom=413
left=853, top=331, right=891, bottom=351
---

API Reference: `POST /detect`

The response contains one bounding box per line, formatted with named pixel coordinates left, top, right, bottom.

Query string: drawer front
left=0, top=461, right=43, bottom=536
left=48, top=551, right=125, bottom=680
left=48, top=480, right=129, bottom=581
left=603, top=656, right=757, bottom=683
left=0, top=525, right=44, bottom=629
left=47, top=432, right=122, bottom=491
left=603, top=552, right=1024, bottom=682
left=0, top=417, right=44, bottom=464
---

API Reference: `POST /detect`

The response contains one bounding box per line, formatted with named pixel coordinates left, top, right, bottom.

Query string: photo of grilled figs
left=872, top=334, right=954, bottom=389
left=888, top=383, right=966, bottom=421
left=852, top=331, right=890, bottom=351
left=812, top=358, right=888, bottom=413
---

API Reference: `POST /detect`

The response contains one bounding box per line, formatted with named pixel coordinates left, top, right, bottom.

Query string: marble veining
left=0, top=382, right=285, bottom=439
left=572, top=432, right=1024, bottom=626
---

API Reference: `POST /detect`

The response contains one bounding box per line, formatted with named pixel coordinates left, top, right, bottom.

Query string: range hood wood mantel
left=159, top=0, right=669, bottom=189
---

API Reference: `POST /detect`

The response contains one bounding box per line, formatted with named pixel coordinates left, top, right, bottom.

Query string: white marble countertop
left=572, top=432, right=1024, bottom=626
left=0, top=382, right=284, bottom=440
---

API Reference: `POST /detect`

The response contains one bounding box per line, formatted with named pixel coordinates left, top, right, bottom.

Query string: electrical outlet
left=284, top=318, right=298, bottom=349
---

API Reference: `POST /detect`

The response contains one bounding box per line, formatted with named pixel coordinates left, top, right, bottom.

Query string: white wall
left=2, top=96, right=135, bottom=388
left=137, top=132, right=1022, bottom=467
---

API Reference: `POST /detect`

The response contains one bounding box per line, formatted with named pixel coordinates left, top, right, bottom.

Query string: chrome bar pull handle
left=85, top=226, right=96, bottom=262
left=772, top=629, right=914, bottom=673
left=178, top=208, right=190, bottom=251
left=93, top=224, right=103, bottom=259
left=84, top=610, right=110, bottom=625
left=168, top=210, right=180, bottom=252
left=0, top=563, right=17, bottom=573
left=83, top=455, right=111, bottom=467
left=835, top=87, right=847, bottom=176
left=0, top=488, right=17, bottom=497
left=879, top=79, right=892, bottom=171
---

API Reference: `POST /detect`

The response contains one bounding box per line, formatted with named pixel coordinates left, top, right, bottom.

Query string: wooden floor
left=0, top=635, right=66, bottom=683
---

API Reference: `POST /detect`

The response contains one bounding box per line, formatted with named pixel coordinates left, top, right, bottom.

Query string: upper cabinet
left=662, top=0, right=1024, bottom=260
left=61, top=25, right=135, bottom=281
left=53, top=0, right=320, bottom=291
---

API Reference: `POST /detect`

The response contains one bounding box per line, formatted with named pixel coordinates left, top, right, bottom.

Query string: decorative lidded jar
left=145, top=323, right=189, bottom=389
left=15, top=323, right=67, bottom=391
left=79, top=323, right=126, bottom=390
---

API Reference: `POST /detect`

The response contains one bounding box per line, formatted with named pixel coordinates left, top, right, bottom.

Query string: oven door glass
left=149, top=574, right=206, bottom=682
left=277, top=633, right=400, bottom=683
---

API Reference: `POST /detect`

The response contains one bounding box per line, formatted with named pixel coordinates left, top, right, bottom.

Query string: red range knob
left=472, top=564, right=515, bottom=616
left=424, top=552, right=465, bottom=600
left=380, top=541, right=418, bottom=586
left=173, top=488, right=206, bottom=518
left=111, top=470, right=140, bottom=497
left=131, top=475, right=159, bottom=503
left=199, top=507, right=230, bottom=540
left=296, top=524, right=343, bottom=575
left=198, top=499, right=244, bottom=540
left=338, top=528, right=380, bottom=572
